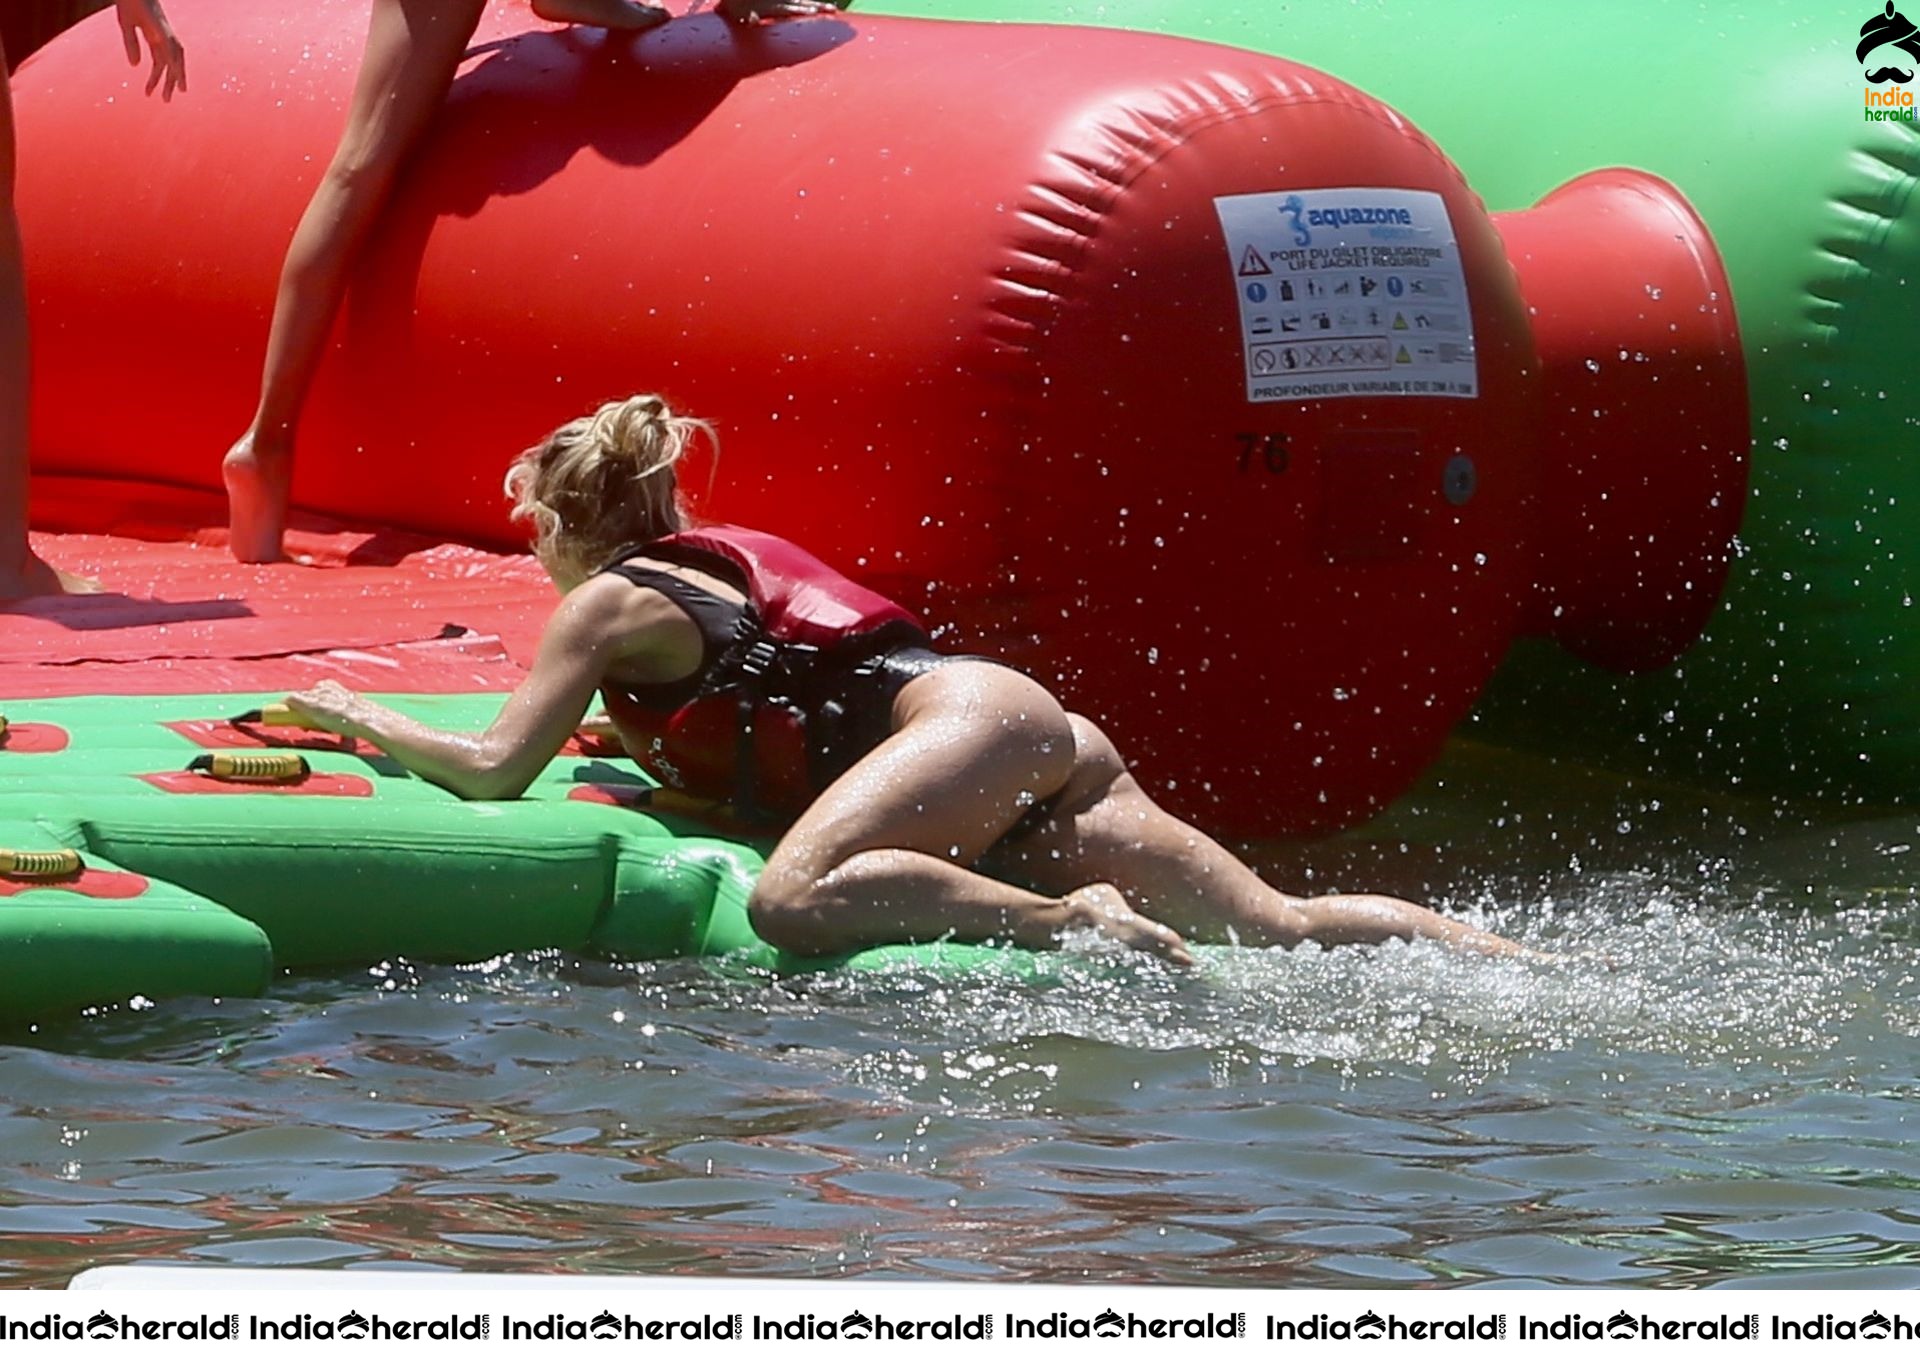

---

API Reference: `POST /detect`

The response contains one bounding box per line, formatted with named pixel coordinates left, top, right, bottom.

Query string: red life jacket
left=597, top=525, right=928, bottom=818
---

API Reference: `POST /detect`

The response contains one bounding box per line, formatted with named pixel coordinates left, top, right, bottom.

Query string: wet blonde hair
left=505, top=394, right=715, bottom=575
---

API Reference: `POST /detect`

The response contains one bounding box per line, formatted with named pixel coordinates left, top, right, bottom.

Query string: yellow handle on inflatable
left=0, top=848, right=83, bottom=879
left=228, top=703, right=317, bottom=729
left=188, top=752, right=312, bottom=783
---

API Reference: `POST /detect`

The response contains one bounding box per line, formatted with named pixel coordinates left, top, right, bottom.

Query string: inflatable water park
left=3, top=0, right=1913, bottom=1027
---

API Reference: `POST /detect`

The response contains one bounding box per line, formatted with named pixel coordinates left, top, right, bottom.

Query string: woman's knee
left=746, top=867, right=835, bottom=954
left=321, top=154, right=397, bottom=204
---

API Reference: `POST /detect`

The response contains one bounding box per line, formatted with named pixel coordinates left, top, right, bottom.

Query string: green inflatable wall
left=880, top=0, right=1920, bottom=801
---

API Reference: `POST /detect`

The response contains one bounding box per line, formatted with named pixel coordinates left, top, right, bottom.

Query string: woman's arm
left=285, top=586, right=624, bottom=800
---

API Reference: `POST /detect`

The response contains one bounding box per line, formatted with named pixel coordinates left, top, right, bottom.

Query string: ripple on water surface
left=4, top=859, right=1920, bottom=1288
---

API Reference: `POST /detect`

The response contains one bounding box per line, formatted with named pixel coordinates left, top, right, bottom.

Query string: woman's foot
left=531, top=0, right=672, bottom=28
left=0, top=548, right=100, bottom=601
left=1025, top=883, right=1194, bottom=967
left=223, top=431, right=292, bottom=564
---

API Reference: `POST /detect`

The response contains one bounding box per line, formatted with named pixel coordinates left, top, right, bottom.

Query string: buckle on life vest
left=736, top=638, right=781, bottom=679
left=712, top=625, right=836, bottom=822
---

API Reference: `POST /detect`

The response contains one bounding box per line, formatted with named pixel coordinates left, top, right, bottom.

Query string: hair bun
left=595, top=394, right=672, bottom=463
left=506, top=393, right=716, bottom=573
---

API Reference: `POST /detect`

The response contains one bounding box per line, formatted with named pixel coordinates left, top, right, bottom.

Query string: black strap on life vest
left=701, top=614, right=921, bottom=822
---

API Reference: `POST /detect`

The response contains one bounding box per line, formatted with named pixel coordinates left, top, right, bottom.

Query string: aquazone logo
left=1861, top=2, right=1920, bottom=118
left=1307, top=206, right=1415, bottom=229
left=1277, top=197, right=1416, bottom=247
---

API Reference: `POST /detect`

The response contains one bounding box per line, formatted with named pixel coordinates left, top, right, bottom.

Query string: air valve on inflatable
left=17, top=2, right=1746, bottom=834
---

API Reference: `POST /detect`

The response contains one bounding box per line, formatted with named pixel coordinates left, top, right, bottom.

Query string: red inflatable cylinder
left=16, top=1, right=1747, bottom=834
left=1494, top=170, right=1747, bottom=673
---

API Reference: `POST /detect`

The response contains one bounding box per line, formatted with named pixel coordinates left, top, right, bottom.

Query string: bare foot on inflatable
left=0, top=549, right=101, bottom=601
left=531, top=0, right=671, bottom=29
left=1031, top=883, right=1194, bottom=967
left=718, top=0, right=846, bottom=22
left=223, top=431, right=291, bottom=564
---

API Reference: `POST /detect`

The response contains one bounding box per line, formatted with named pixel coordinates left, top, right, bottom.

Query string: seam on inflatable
left=1762, top=127, right=1919, bottom=764
left=1804, top=144, right=1918, bottom=344
left=584, top=831, right=630, bottom=953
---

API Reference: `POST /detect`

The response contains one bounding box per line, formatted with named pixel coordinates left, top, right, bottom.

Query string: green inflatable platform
left=0, top=694, right=1046, bottom=1025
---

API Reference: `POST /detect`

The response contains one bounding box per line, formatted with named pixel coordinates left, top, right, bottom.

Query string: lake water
left=5, top=744, right=1918, bottom=1290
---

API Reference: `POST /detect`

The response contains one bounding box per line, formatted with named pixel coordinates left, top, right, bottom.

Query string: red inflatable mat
left=163, top=720, right=382, bottom=756
left=3, top=478, right=554, bottom=699
left=171, top=719, right=624, bottom=758
left=0, top=723, right=69, bottom=753
left=138, top=772, right=375, bottom=797
left=0, top=868, right=148, bottom=899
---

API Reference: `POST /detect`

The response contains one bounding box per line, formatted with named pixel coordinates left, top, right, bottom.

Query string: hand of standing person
left=115, top=0, right=187, bottom=101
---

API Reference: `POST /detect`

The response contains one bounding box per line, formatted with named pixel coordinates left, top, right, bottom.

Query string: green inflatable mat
left=873, top=0, right=1920, bottom=799
left=0, top=694, right=1052, bottom=1025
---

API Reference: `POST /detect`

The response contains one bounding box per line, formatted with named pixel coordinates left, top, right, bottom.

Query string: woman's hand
left=115, top=0, right=187, bottom=101
left=718, top=0, right=847, bottom=23
left=283, top=680, right=372, bottom=739
left=272, top=585, right=621, bottom=800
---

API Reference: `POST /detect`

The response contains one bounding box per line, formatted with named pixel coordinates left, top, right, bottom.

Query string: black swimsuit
left=600, top=560, right=743, bottom=712
left=601, top=555, right=962, bottom=790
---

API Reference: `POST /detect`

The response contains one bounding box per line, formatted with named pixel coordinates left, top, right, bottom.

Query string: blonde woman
left=0, top=0, right=185, bottom=599
left=284, top=394, right=1537, bottom=965
left=222, top=0, right=843, bottom=564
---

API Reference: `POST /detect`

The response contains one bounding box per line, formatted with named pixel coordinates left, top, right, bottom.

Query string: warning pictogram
left=1238, top=246, right=1273, bottom=277
left=1249, top=338, right=1395, bottom=378
left=1395, top=346, right=1413, bottom=364
left=1392, top=312, right=1410, bottom=330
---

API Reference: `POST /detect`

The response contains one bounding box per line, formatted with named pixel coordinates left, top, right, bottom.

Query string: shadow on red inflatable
left=15, top=0, right=1746, bottom=835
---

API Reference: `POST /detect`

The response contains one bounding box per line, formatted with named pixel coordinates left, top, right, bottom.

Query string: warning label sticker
left=1213, top=189, right=1478, bottom=403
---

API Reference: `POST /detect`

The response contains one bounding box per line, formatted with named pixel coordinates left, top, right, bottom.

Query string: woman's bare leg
left=991, top=715, right=1540, bottom=959
left=223, top=0, right=489, bottom=563
left=224, top=0, right=671, bottom=563
left=0, top=48, right=36, bottom=597
left=0, top=42, right=89, bottom=599
left=748, top=663, right=1191, bottom=964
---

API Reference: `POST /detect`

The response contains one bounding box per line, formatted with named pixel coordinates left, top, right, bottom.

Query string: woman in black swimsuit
left=287, top=394, right=1535, bottom=964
